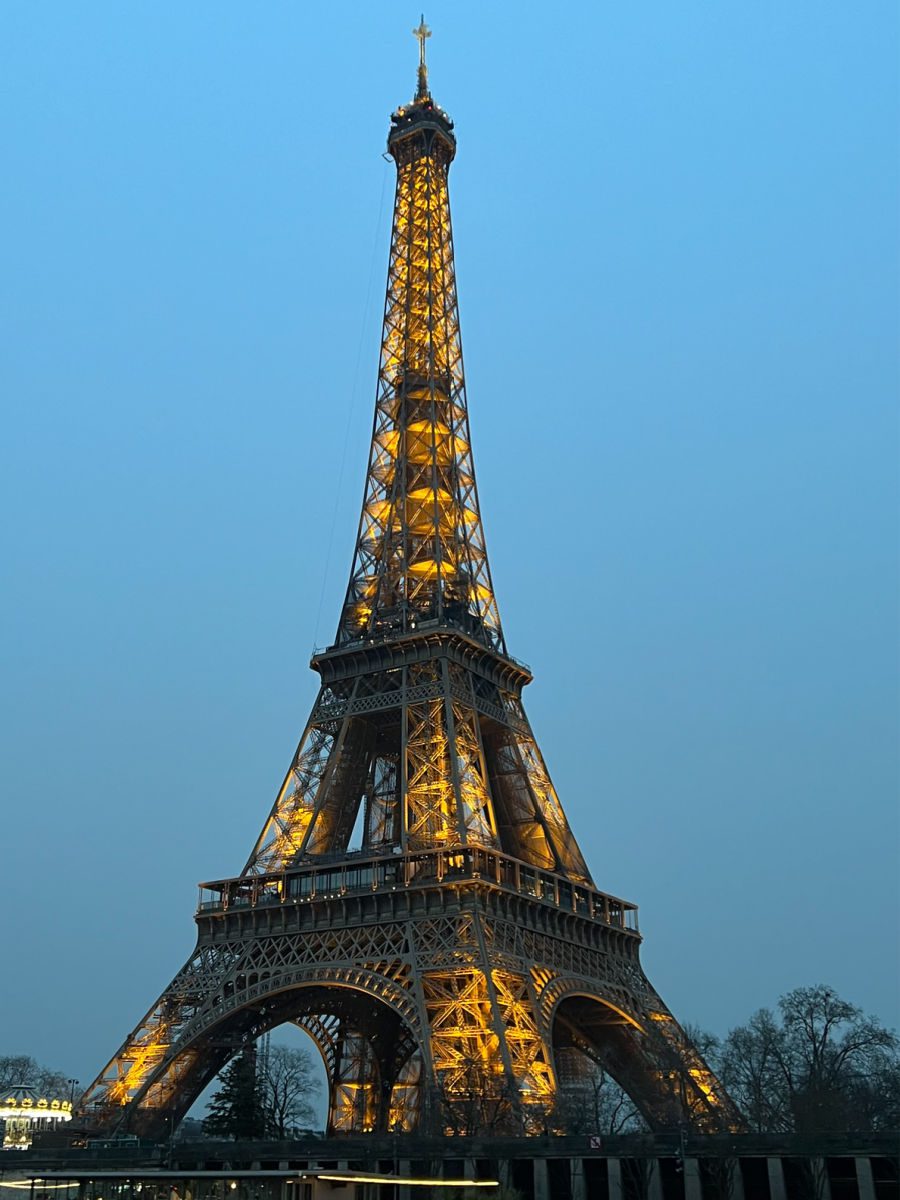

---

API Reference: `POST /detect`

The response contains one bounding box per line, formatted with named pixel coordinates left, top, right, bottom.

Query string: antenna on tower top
left=413, top=15, right=431, bottom=100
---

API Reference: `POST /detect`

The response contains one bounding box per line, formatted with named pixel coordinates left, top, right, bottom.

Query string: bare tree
left=682, top=1022, right=722, bottom=1064
left=719, top=985, right=900, bottom=1133
left=259, top=1045, right=320, bottom=1138
left=718, top=1008, right=788, bottom=1132
left=0, top=1055, right=69, bottom=1098
left=553, top=1068, right=645, bottom=1135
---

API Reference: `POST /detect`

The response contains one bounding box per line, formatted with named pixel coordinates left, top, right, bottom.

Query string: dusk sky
left=1, top=1, right=897, bottom=1108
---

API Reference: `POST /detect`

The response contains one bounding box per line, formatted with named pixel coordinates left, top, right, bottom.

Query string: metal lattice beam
left=78, top=39, right=741, bottom=1140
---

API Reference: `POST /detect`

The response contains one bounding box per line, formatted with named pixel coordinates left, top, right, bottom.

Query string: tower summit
left=80, top=27, right=740, bottom=1138
left=412, top=15, right=431, bottom=99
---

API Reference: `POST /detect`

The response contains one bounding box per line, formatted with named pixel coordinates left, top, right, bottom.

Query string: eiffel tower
left=80, top=24, right=739, bottom=1139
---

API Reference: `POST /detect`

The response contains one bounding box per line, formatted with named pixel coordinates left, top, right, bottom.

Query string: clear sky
left=1, top=1, right=897, bottom=1103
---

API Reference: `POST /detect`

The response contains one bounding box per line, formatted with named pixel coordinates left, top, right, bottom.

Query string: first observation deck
left=198, top=845, right=639, bottom=936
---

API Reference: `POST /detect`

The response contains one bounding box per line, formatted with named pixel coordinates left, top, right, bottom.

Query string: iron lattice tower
left=80, top=28, right=739, bottom=1138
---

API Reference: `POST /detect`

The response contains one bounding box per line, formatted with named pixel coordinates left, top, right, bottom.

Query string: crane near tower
left=79, top=22, right=739, bottom=1139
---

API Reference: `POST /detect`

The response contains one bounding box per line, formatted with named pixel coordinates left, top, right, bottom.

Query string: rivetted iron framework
left=80, top=25, right=740, bottom=1139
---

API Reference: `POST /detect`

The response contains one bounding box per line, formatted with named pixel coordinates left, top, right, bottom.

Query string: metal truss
left=80, top=881, right=739, bottom=1136
left=242, top=646, right=590, bottom=882
left=80, top=57, right=741, bottom=1141
left=336, top=80, right=501, bottom=654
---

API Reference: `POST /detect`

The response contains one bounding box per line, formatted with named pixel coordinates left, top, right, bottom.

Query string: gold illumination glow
left=107, top=1023, right=171, bottom=1106
left=0, top=1100, right=72, bottom=1118
left=406, top=687, right=456, bottom=847
left=423, top=965, right=554, bottom=1109
left=0, top=1184, right=78, bottom=1191
left=75, top=57, right=742, bottom=1145
left=340, top=121, right=502, bottom=647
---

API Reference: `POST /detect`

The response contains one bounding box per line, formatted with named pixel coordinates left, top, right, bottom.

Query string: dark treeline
left=702, top=984, right=899, bottom=1134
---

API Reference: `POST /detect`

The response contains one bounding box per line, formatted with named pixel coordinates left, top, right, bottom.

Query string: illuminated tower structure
left=80, top=25, right=739, bottom=1138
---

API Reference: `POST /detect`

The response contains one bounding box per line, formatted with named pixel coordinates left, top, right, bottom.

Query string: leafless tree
left=258, top=1045, right=320, bottom=1138
left=717, top=1008, right=788, bottom=1132
left=0, top=1055, right=69, bottom=1098
left=718, top=985, right=900, bottom=1133
left=553, top=1068, right=645, bottom=1135
left=682, top=1022, right=721, bottom=1064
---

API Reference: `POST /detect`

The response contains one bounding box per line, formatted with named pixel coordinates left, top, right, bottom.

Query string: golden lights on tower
left=76, top=21, right=741, bottom=1144
left=340, top=62, right=501, bottom=652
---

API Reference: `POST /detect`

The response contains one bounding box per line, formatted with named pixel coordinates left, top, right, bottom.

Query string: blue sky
left=1, top=1, right=897, bottom=1100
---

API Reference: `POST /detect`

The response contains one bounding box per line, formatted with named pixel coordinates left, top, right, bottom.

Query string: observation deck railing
left=311, top=617, right=532, bottom=675
left=197, top=845, right=638, bottom=934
